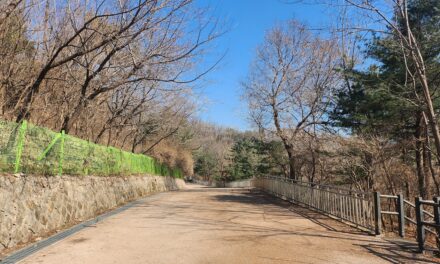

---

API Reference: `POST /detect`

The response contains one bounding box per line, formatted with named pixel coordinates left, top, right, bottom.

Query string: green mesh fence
left=0, top=119, right=183, bottom=178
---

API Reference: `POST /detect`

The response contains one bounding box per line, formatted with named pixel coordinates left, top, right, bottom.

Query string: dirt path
left=18, top=185, right=436, bottom=264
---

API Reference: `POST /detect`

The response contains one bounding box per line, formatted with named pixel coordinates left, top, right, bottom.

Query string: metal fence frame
left=1, top=119, right=183, bottom=178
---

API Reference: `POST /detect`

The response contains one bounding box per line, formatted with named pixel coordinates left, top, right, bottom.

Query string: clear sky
left=195, top=0, right=332, bottom=131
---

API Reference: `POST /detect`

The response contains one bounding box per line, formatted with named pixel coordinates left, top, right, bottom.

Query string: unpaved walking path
left=18, top=185, right=436, bottom=264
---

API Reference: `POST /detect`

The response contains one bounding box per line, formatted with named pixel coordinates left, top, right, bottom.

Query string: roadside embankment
left=0, top=174, right=185, bottom=254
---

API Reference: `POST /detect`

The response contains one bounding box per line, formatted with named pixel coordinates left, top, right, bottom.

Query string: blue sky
left=195, top=0, right=333, bottom=131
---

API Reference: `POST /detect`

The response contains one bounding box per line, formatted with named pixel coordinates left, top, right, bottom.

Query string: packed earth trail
left=16, top=185, right=437, bottom=264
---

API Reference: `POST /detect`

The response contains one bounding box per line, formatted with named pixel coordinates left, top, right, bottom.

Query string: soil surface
left=18, top=185, right=438, bottom=264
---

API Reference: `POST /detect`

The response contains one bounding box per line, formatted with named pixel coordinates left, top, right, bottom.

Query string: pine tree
left=331, top=0, right=440, bottom=197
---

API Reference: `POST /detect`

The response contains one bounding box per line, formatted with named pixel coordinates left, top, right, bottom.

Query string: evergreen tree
left=228, top=138, right=260, bottom=180
left=331, top=0, right=440, bottom=196
left=228, top=137, right=288, bottom=180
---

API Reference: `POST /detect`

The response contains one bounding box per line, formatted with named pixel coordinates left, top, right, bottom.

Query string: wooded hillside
left=0, top=0, right=221, bottom=175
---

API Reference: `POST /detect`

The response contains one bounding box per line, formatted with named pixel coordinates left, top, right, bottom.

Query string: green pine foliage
left=228, top=137, right=288, bottom=181
left=331, top=0, right=440, bottom=140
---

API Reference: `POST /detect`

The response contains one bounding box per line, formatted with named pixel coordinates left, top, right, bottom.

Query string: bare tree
left=0, top=0, right=24, bottom=26
left=0, top=0, right=223, bottom=174
left=243, top=21, right=340, bottom=180
left=3, top=0, right=221, bottom=126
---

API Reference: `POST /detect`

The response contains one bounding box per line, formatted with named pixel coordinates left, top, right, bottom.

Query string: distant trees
left=242, top=21, right=340, bottom=180
left=228, top=138, right=260, bottom=180
left=191, top=122, right=288, bottom=182
left=228, top=137, right=287, bottom=180
left=192, top=122, right=238, bottom=181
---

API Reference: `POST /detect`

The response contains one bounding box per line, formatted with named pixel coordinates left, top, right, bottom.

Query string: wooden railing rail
left=254, top=176, right=376, bottom=233
left=253, top=176, right=440, bottom=252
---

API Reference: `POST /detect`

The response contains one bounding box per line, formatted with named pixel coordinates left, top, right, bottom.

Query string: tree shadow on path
left=210, top=188, right=439, bottom=263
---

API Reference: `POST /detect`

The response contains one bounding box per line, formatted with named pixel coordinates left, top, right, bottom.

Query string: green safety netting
left=0, top=119, right=183, bottom=178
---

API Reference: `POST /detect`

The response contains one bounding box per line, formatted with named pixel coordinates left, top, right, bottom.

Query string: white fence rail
left=254, top=176, right=376, bottom=232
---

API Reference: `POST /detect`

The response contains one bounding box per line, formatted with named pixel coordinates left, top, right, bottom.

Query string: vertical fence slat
left=256, top=177, right=377, bottom=233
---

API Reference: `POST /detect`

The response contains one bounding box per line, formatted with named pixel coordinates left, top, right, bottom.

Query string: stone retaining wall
left=0, top=174, right=185, bottom=253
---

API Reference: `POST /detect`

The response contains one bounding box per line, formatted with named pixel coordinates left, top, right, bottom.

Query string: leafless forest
left=0, top=0, right=225, bottom=176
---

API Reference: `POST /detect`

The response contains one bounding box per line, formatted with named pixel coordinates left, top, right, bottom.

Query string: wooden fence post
left=374, top=191, right=382, bottom=235
left=415, top=197, right=425, bottom=253
left=397, top=193, right=405, bottom=237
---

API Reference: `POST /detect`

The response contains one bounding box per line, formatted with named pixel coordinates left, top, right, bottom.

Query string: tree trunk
left=286, top=146, right=297, bottom=180
left=422, top=138, right=432, bottom=199
left=310, top=147, right=316, bottom=183
left=423, top=114, right=440, bottom=196
left=364, top=152, right=375, bottom=191
left=415, top=113, right=428, bottom=198
left=271, top=100, right=297, bottom=180
left=406, top=29, right=440, bottom=166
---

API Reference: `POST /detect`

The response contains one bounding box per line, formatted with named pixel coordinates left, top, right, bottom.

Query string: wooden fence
left=254, top=176, right=376, bottom=233
left=254, top=176, right=440, bottom=252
